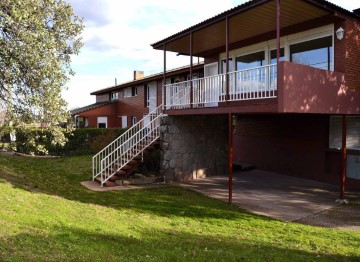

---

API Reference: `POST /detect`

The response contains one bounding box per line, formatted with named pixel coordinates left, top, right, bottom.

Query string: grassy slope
left=0, top=154, right=359, bottom=262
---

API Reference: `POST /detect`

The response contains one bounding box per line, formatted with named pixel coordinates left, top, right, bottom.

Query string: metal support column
left=226, top=16, right=230, bottom=102
left=190, top=32, right=193, bottom=108
left=228, top=113, right=233, bottom=204
left=340, top=115, right=347, bottom=199
left=276, top=0, right=281, bottom=65
left=163, top=44, right=166, bottom=109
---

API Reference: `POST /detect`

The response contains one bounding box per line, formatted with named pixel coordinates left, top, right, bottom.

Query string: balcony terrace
left=163, top=61, right=359, bottom=115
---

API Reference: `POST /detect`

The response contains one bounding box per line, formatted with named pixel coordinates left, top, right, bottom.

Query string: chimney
left=133, top=70, right=144, bottom=80
left=354, top=8, right=360, bottom=15
left=115, top=78, right=117, bottom=86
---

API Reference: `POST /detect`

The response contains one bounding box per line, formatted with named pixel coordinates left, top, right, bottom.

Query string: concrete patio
left=176, top=169, right=341, bottom=222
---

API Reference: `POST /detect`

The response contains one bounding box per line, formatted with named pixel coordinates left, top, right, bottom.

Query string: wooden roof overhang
left=151, top=0, right=354, bottom=57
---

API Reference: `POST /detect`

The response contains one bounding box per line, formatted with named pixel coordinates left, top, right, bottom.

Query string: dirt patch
left=294, top=192, right=360, bottom=232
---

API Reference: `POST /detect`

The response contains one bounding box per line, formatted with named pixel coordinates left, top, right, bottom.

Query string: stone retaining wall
left=160, top=115, right=228, bottom=181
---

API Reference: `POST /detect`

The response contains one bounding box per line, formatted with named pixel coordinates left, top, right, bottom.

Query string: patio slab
left=176, top=169, right=340, bottom=221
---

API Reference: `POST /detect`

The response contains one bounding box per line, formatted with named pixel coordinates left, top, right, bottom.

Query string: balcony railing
left=165, top=64, right=277, bottom=109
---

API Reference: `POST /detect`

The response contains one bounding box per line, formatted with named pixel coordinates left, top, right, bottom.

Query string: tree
left=0, top=0, right=83, bottom=154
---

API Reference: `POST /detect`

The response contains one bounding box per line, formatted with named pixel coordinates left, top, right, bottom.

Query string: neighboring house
left=71, top=64, right=204, bottom=128
left=149, top=0, right=360, bottom=191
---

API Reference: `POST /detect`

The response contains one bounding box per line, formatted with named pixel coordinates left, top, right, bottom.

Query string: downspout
left=74, top=115, right=79, bottom=128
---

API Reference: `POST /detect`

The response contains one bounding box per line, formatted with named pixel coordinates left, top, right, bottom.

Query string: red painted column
left=190, top=32, right=193, bottom=108
left=226, top=16, right=230, bottom=102
left=228, top=113, right=233, bottom=204
left=276, top=0, right=281, bottom=65
left=163, top=44, right=167, bottom=109
left=340, top=115, right=347, bottom=199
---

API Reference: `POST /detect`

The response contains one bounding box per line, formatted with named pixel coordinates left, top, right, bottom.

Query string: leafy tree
left=0, top=0, right=83, bottom=154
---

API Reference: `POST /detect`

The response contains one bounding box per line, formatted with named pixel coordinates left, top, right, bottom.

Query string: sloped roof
left=151, top=0, right=359, bottom=56
left=70, top=100, right=116, bottom=116
left=91, top=62, right=204, bottom=95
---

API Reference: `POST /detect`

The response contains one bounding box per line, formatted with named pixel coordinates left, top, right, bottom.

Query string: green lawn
left=0, top=154, right=359, bottom=262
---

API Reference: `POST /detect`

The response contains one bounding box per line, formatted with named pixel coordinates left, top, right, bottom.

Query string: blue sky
left=63, top=0, right=359, bottom=109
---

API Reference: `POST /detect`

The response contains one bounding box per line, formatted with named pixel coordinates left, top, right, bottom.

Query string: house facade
left=149, top=0, right=360, bottom=191
left=71, top=64, right=204, bottom=128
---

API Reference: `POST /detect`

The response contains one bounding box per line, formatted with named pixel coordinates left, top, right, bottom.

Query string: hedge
left=0, top=127, right=127, bottom=156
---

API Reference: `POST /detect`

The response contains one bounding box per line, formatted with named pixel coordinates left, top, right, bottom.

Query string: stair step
left=95, top=176, right=117, bottom=187
left=115, top=159, right=138, bottom=166
left=116, top=169, right=126, bottom=175
left=133, top=155, right=142, bottom=160
left=121, top=164, right=132, bottom=170
left=145, top=145, right=155, bottom=151
left=108, top=174, right=121, bottom=181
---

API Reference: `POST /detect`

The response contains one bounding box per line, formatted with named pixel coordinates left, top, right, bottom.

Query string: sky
left=63, top=0, right=359, bottom=109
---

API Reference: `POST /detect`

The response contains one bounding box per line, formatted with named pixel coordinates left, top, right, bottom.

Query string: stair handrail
left=92, top=105, right=163, bottom=185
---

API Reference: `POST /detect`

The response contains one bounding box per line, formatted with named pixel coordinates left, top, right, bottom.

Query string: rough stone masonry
left=160, top=115, right=229, bottom=181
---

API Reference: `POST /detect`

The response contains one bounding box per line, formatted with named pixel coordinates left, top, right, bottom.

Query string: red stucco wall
left=79, top=102, right=119, bottom=128
left=278, top=61, right=360, bottom=114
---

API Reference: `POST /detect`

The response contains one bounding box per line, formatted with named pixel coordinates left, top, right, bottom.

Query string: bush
left=0, top=127, right=126, bottom=156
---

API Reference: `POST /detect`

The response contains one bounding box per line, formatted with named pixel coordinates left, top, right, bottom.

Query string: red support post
left=340, top=115, right=347, bottom=199
left=163, top=44, right=166, bottom=109
left=228, top=113, right=233, bottom=204
left=226, top=16, right=230, bottom=102
left=276, top=0, right=280, bottom=65
left=190, top=32, right=193, bottom=108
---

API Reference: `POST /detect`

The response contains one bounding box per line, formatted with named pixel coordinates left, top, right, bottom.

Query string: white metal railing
left=92, top=105, right=162, bottom=186
left=165, top=64, right=277, bottom=109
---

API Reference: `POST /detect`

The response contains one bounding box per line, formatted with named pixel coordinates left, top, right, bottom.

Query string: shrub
left=0, top=127, right=126, bottom=156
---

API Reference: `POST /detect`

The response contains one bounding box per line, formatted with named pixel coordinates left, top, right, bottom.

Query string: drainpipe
left=74, top=115, right=79, bottom=128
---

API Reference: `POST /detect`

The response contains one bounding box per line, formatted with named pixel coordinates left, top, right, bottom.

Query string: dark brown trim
left=164, top=101, right=278, bottom=115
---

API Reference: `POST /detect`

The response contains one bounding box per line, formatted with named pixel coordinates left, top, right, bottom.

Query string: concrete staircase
left=94, top=138, right=160, bottom=187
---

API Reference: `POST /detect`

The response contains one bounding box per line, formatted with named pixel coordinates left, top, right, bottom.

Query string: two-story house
left=92, top=0, right=360, bottom=196
left=149, top=0, right=360, bottom=194
left=71, top=63, right=204, bottom=128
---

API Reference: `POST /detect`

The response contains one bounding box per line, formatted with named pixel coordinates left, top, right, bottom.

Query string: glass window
left=329, top=116, right=360, bottom=150
left=236, top=51, right=265, bottom=71
left=132, top=116, right=137, bottom=125
left=220, top=58, right=233, bottom=74
left=131, top=86, right=137, bottom=96
left=290, top=36, right=333, bottom=70
left=270, top=48, right=285, bottom=64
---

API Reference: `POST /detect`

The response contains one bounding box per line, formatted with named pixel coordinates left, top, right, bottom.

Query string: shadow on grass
left=0, top=154, right=260, bottom=221
left=1, top=224, right=358, bottom=262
